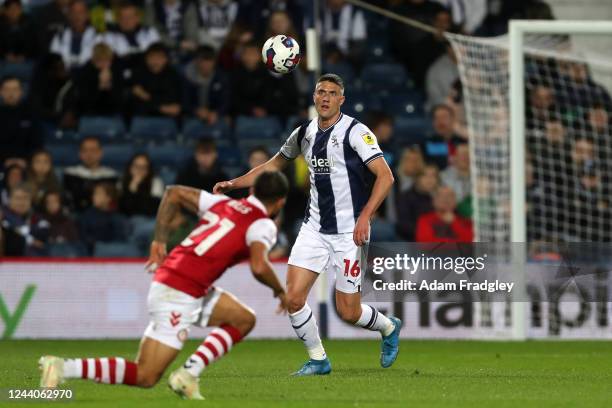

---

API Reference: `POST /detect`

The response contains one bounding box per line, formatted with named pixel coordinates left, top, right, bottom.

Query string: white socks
left=355, top=304, right=395, bottom=336
left=289, top=304, right=326, bottom=360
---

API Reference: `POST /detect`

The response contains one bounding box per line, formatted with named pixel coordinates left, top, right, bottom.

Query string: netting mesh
left=447, top=32, right=612, bottom=246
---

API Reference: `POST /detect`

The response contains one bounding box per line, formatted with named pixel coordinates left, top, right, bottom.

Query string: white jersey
left=279, top=113, right=384, bottom=234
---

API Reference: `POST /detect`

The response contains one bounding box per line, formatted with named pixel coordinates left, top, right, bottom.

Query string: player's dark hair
left=317, top=73, right=344, bottom=94
left=253, top=171, right=289, bottom=204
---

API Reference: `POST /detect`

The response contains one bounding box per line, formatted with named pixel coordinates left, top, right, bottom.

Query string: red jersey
left=154, top=192, right=277, bottom=297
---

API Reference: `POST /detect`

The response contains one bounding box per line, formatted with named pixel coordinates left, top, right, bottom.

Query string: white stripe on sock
left=87, top=358, right=96, bottom=380
left=212, top=329, right=233, bottom=350
left=100, top=358, right=110, bottom=383
left=116, top=358, right=126, bottom=384
left=198, top=345, right=216, bottom=363
left=207, top=337, right=225, bottom=357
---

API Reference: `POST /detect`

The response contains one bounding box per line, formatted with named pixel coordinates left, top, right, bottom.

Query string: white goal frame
left=509, top=20, right=612, bottom=339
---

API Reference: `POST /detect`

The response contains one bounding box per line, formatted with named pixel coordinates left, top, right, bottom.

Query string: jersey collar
left=247, top=195, right=268, bottom=215
left=317, top=112, right=343, bottom=132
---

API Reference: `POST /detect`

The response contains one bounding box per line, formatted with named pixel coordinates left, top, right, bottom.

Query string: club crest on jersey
left=362, top=133, right=376, bottom=145
left=309, top=155, right=334, bottom=174
left=331, top=133, right=339, bottom=148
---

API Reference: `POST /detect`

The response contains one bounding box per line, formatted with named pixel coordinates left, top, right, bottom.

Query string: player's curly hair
left=253, top=171, right=289, bottom=203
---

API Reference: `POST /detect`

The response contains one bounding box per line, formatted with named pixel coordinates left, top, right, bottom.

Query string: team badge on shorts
left=362, top=133, right=376, bottom=145
left=177, top=329, right=188, bottom=343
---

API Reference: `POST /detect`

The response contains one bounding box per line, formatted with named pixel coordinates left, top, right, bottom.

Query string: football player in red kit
left=39, top=171, right=290, bottom=400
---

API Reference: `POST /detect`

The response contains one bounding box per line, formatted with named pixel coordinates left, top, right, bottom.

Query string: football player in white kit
left=214, top=74, right=400, bottom=375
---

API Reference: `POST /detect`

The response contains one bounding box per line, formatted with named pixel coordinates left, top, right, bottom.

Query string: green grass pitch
left=1, top=339, right=611, bottom=407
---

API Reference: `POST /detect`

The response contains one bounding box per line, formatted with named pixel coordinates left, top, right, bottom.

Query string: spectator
left=586, top=103, right=610, bottom=137
left=75, top=43, right=126, bottom=116
left=441, top=142, right=471, bottom=202
left=247, top=146, right=271, bottom=170
left=216, top=21, right=254, bottom=70
left=79, top=182, right=128, bottom=254
left=175, top=137, right=228, bottom=191
left=265, top=66, right=300, bottom=121
left=183, top=45, right=230, bottom=124
left=0, top=0, right=36, bottom=61
left=50, top=0, right=101, bottom=69
left=426, top=42, right=459, bottom=110
left=143, top=0, right=199, bottom=54
left=63, top=136, right=119, bottom=212
left=415, top=185, right=473, bottom=242
left=25, top=150, right=62, bottom=209
left=105, top=2, right=161, bottom=68
left=194, top=0, right=240, bottom=50
left=527, top=84, right=556, bottom=130
left=397, top=164, right=439, bottom=240
left=29, top=53, right=77, bottom=128
left=395, top=146, right=425, bottom=192
left=390, top=0, right=446, bottom=88
left=42, top=190, right=80, bottom=245
left=368, top=112, right=396, bottom=166
left=240, top=0, right=303, bottom=40
left=425, top=104, right=464, bottom=169
left=432, top=0, right=486, bottom=34
left=230, top=42, right=269, bottom=117
left=264, top=9, right=300, bottom=43
left=414, top=7, right=456, bottom=87
left=0, top=76, right=43, bottom=168
left=558, top=62, right=612, bottom=110
left=32, top=0, right=69, bottom=52
left=1, top=164, right=26, bottom=207
left=1, top=184, right=50, bottom=256
left=119, top=153, right=164, bottom=217
left=130, top=42, right=182, bottom=117
left=318, top=0, right=366, bottom=68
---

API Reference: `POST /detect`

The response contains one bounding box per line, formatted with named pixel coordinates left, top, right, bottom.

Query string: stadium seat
left=182, top=118, right=230, bottom=142
left=146, top=144, right=191, bottom=167
left=361, top=63, right=408, bottom=92
left=234, top=116, right=281, bottom=140
left=321, top=62, right=356, bottom=84
left=238, top=140, right=281, bottom=160
left=382, top=92, right=426, bottom=117
left=78, top=116, right=126, bottom=141
left=0, top=60, right=34, bottom=82
left=130, top=116, right=179, bottom=143
left=101, top=144, right=135, bottom=169
left=217, top=146, right=243, bottom=168
left=393, top=116, right=433, bottom=145
left=158, top=167, right=177, bottom=185
left=46, top=144, right=80, bottom=166
left=343, top=91, right=382, bottom=120
left=93, top=242, right=141, bottom=258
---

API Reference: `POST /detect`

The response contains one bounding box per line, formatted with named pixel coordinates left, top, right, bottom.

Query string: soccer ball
left=262, top=35, right=301, bottom=74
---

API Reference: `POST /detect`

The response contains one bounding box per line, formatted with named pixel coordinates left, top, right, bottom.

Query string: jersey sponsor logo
left=309, top=155, right=335, bottom=174
left=227, top=200, right=252, bottom=214
left=362, top=133, right=376, bottom=145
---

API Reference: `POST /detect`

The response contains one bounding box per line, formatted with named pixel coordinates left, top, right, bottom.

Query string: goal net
left=447, top=24, right=612, bottom=248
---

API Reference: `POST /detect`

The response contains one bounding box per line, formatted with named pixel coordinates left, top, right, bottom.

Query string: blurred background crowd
left=2, top=0, right=598, bottom=258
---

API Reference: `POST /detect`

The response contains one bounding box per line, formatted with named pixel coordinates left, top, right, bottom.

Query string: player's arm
left=213, top=153, right=288, bottom=194
left=145, top=185, right=201, bottom=271
left=249, top=241, right=288, bottom=313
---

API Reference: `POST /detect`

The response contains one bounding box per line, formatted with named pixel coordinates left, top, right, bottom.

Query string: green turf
left=0, top=339, right=611, bottom=407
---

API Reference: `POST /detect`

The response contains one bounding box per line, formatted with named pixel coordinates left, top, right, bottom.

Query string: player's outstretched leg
left=40, top=336, right=180, bottom=389
left=169, top=290, right=254, bottom=399
left=286, top=265, right=331, bottom=376
left=336, top=291, right=402, bottom=368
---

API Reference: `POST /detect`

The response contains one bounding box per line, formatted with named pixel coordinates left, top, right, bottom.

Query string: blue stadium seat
left=393, top=116, right=433, bottom=145
left=218, top=146, right=243, bottom=168
left=182, top=118, right=230, bottom=142
left=94, top=242, right=141, bottom=257
left=130, top=116, right=178, bottom=143
left=101, top=144, right=135, bottom=169
left=0, top=61, right=34, bottom=82
left=238, top=140, right=281, bottom=160
left=383, top=92, right=426, bottom=117
left=78, top=116, right=126, bottom=141
left=234, top=116, right=281, bottom=140
left=321, top=62, right=356, bottom=84
left=46, top=144, right=80, bottom=166
left=343, top=91, right=382, bottom=120
left=158, top=167, right=178, bottom=185
left=361, top=63, right=408, bottom=92
left=146, top=144, right=191, bottom=167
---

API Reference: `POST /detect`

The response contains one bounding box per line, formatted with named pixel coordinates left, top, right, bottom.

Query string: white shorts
left=288, top=222, right=366, bottom=294
left=143, top=282, right=223, bottom=350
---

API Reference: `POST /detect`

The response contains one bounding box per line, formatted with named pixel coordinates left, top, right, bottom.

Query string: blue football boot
left=380, top=317, right=402, bottom=368
left=291, top=358, right=332, bottom=376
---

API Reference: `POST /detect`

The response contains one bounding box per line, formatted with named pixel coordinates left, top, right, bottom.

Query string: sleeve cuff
left=363, top=152, right=384, bottom=165
left=279, top=151, right=295, bottom=161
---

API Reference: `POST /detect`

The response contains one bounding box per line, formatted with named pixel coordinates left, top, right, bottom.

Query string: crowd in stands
left=0, top=0, right=568, bottom=257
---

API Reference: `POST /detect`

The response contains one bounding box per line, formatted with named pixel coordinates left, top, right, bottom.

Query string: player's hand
left=145, top=240, right=167, bottom=273
left=275, top=292, right=288, bottom=315
left=213, top=180, right=234, bottom=194
left=353, top=215, right=370, bottom=247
